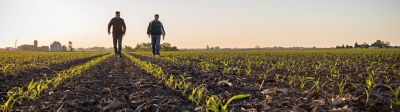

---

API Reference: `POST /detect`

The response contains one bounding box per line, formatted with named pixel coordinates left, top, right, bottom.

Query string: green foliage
left=182, top=82, right=192, bottom=96
left=1, top=53, right=112, bottom=111
left=0, top=52, right=107, bottom=75
left=166, top=75, right=175, bottom=88
left=337, top=78, right=347, bottom=97
left=205, top=94, right=251, bottom=112
left=133, top=42, right=178, bottom=51
left=299, top=76, right=314, bottom=91
left=364, top=74, right=375, bottom=105
left=274, top=74, right=286, bottom=84
left=384, top=85, right=400, bottom=108
left=287, top=75, right=296, bottom=86
left=245, top=64, right=252, bottom=77
left=128, top=49, right=400, bottom=110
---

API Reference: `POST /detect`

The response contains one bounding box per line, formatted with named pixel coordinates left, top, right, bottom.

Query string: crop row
left=133, top=49, right=400, bottom=110
left=123, top=52, right=251, bottom=112
left=0, top=53, right=113, bottom=111
left=0, top=52, right=108, bottom=75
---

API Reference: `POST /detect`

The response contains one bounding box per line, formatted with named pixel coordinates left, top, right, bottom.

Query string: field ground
left=0, top=49, right=399, bottom=111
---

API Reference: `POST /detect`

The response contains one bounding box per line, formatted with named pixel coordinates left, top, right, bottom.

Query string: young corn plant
left=166, top=75, right=175, bottom=88
left=276, top=61, right=284, bottom=70
left=26, top=80, right=40, bottom=100
left=2, top=87, right=23, bottom=111
left=175, top=75, right=191, bottom=90
left=384, top=85, right=400, bottom=108
left=196, top=87, right=206, bottom=106
left=299, top=76, right=314, bottom=91
left=189, top=86, right=198, bottom=102
left=364, top=74, right=374, bottom=105
left=221, top=61, right=230, bottom=73
left=287, top=75, right=296, bottom=86
left=182, top=82, right=192, bottom=96
left=200, top=62, right=216, bottom=71
left=245, top=64, right=252, bottom=77
left=274, top=74, right=286, bottom=84
left=313, top=77, right=321, bottom=92
left=235, top=65, right=242, bottom=75
left=188, top=84, right=206, bottom=106
left=329, top=66, right=340, bottom=77
left=336, top=78, right=347, bottom=97
left=205, top=94, right=251, bottom=112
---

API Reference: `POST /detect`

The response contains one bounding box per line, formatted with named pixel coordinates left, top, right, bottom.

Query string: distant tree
left=62, top=45, right=67, bottom=51
left=214, top=46, right=220, bottom=50
left=134, top=42, right=178, bottom=51
left=206, top=45, right=210, bottom=50
left=134, top=43, right=152, bottom=51
left=354, top=42, right=359, bottom=48
left=124, top=45, right=135, bottom=52
left=160, top=43, right=178, bottom=51
left=255, top=45, right=261, bottom=49
left=371, top=40, right=390, bottom=48
left=360, top=42, right=370, bottom=48
left=384, top=42, right=390, bottom=48
left=68, top=41, right=74, bottom=51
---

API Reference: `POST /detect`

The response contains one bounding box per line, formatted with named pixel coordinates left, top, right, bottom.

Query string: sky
left=0, top=0, right=399, bottom=49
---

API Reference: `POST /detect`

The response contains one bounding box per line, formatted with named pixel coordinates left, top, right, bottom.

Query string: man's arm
left=108, top=18, right=114, bottom=35
left=122, top=19, right=126, bottom=35
left=161, top=22, right=165, bottom=39
left=147, top=21, right=152, bottom=35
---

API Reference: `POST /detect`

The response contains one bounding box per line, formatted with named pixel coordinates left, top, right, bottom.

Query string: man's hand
left=108, top=31, right=111, bottom=35
left=148, top=35, right=151, bottom=38
left=162, top=34, right=165, bottom=40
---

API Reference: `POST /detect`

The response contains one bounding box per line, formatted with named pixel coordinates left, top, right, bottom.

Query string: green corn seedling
left=384, top=85, right=400, bottom=108
left=337, top=78, right=346, bottom=97
left=205, top=94, right=251, bottom=112
left=364, top=74, right=374, bottom=105
left=166, top=75, right=175, bottom=88
left=182, top=82, right=192, bottom=96
left=245, top=64, right=252, bottom=77
left=287, top=75, right=295, bottom=86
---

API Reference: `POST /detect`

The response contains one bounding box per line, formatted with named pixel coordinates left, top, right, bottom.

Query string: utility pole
left=15, top=39, right=18, bottom=49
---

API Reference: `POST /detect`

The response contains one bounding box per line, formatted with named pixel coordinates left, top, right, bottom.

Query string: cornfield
left=0, top=49, right=399, bottom=111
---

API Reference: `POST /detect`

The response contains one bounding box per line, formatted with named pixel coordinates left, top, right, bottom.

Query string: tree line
left=124, top=42, right=178, bottom=52
left=337, top=40, right=395, bottom=48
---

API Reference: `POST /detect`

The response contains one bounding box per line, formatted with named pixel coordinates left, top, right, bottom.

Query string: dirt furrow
left=14, top=56, right=193, bottom=111
left=128, top=53, right=391, bottom=111
left=0, top=54, right=108, bottom=102
left=128, top=53, right=262, bottom=109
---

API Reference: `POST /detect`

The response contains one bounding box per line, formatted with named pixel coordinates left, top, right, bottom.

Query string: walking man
left=147, top=14, right=165, bottom=56
left=108, top=11, right=126, bottom=57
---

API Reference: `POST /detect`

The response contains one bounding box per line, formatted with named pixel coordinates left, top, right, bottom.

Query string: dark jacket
left=108, top=17, right=126, bottom=36
left=147, top=20, right=165, bottom=35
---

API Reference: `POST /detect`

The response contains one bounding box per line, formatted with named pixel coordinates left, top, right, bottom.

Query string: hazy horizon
left=1, top=0, right=399, bottom=49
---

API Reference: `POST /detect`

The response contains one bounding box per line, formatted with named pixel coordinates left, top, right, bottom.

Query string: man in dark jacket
left=147, top=14, right=165, bottom=56
left=108, top=11, right=126, bottom=57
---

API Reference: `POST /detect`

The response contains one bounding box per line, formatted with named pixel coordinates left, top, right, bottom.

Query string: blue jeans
left=151, top=35, right=161, bottom=55
left=113, top=34, right=123, bottom=55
